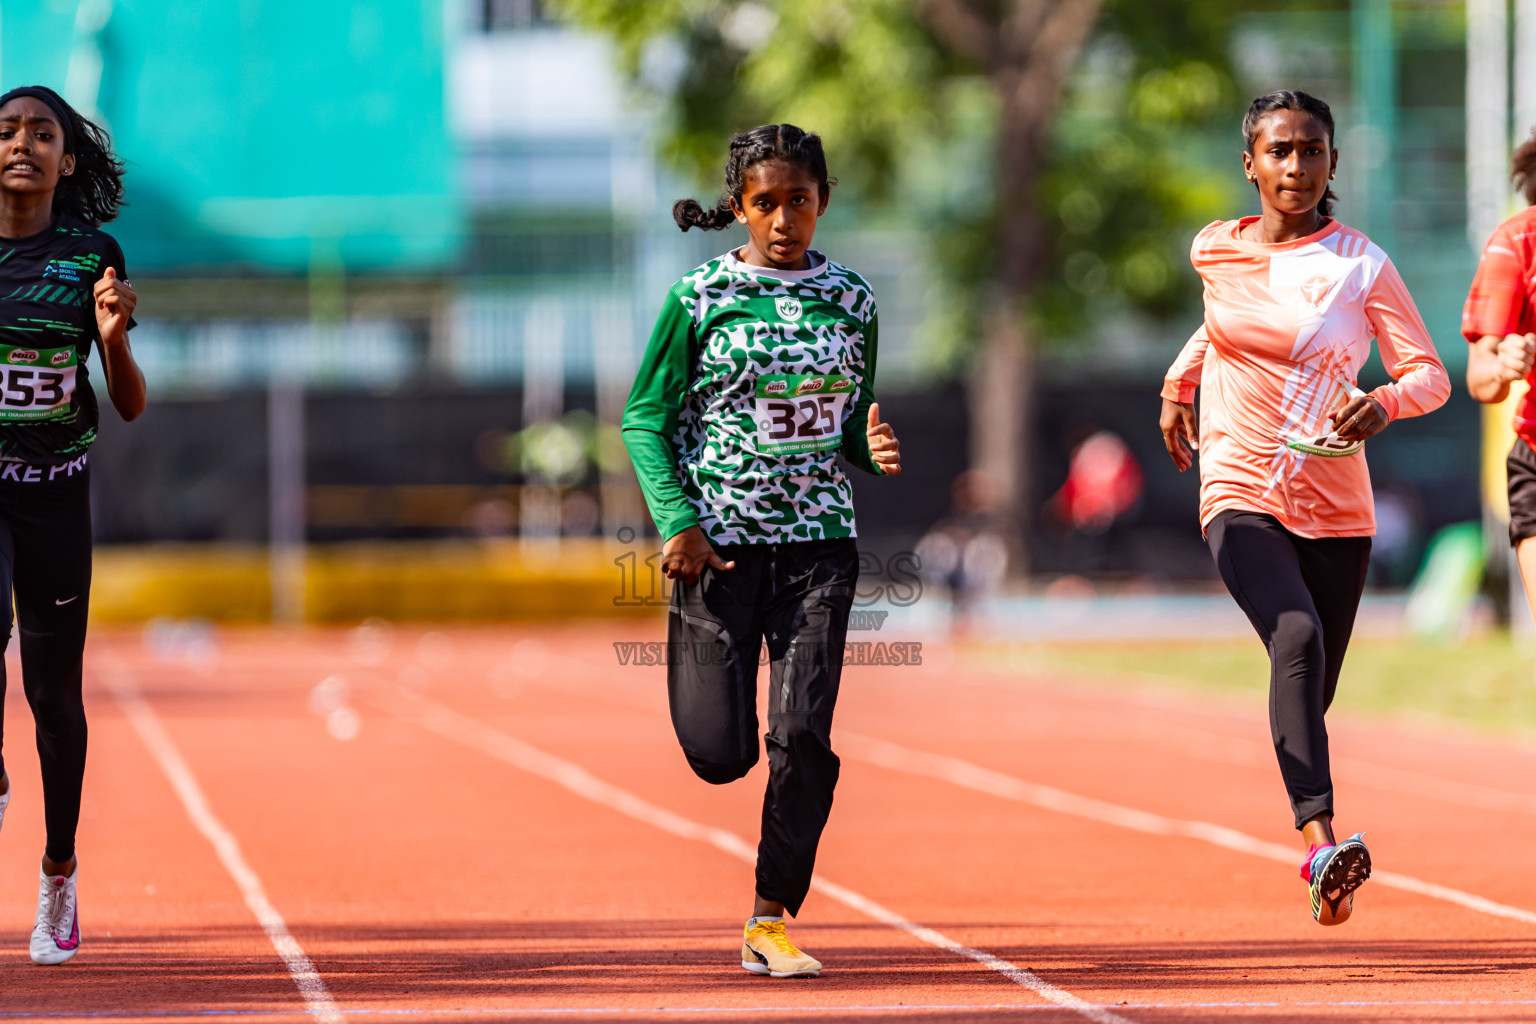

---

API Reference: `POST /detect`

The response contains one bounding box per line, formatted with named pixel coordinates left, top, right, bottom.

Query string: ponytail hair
left=1241, top=89, right=1338, bottom=217
left=673, top=123, right=834, bottom=232
left=672, top=197, right=737, bottom=231
left=1515, top=130, right=1536, bottom=206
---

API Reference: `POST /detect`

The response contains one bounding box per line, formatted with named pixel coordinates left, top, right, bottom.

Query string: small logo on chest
left=1299, top=275, right=1333, bottom=307
left=42, top=260, right=84, bottom=285
left=775, top=297, right=803, bottom=322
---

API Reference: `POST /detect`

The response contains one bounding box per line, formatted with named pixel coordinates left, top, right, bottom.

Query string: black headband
left=0, top=87, right=74, bottom=153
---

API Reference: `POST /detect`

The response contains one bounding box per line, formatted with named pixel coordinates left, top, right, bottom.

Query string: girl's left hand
left=94, top=266, right=136, bottom=345
left=1331, top=394, right=1389, bottom=443
left=867, top=402, right=901, bottom=476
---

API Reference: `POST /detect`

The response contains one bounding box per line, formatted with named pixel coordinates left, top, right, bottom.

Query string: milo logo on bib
left=0, top=344, right=76, bottom=422
left=753, top=372, right=854, bottom=455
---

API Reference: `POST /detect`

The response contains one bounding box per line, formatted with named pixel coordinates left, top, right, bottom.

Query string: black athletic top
left=0, top=215, right=131, bottom=465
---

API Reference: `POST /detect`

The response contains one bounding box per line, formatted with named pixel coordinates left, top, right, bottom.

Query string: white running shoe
left=30, top=865, right=80, bottom=965
left=0, top=775, right=9, bottom=835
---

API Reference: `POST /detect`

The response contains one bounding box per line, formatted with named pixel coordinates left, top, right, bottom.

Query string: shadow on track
left=0, top=922, right=1532, bottom=1022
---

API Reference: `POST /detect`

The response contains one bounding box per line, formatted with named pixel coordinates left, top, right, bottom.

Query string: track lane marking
left=840, top=730, right=1536, bottom=928
left=1071, top=717, right=1536, bottom=817
left=99, top=659, right=344, bottom=1024
left=1030, top=711, right=1536, bottom=815
left=376, top=687, right=1133, bottom=1024
left=374, top=638, right=1536, bottom=927
left=905, top=649, right=1536, bottom=814
left=529, top=642, right=1536, bottom=817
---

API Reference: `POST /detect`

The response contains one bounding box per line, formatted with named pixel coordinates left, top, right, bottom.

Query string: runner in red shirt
left=1465, top=134, right=1536, bottom=624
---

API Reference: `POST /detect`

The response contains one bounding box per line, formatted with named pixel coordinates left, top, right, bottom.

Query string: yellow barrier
left=90, top=540, right=667, bottom=623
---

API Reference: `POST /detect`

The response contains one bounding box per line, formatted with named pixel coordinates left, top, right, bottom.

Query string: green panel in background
left=0, top=0, right=463, bottom=274
left=1405, top=522, right=1486, bottom=645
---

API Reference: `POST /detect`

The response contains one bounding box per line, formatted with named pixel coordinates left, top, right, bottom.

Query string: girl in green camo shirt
left=622, top=123, right=900, bottom=979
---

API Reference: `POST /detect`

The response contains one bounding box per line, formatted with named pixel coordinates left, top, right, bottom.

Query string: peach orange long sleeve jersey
left=1161, top=218, right=1450, bottom=538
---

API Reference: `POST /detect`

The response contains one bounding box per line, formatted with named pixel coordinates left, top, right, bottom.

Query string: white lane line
left=377, top=687, right=1133, bottom=1024
left=100, top=660, right=345, bottom=1024
left=839, top=731, right=1536, bottom=928
left=1107, top=719, right=1536, bottom=817
left=957, top=652, right=1536, bottom=815
left=1334, top=751, right=1536, bottom=815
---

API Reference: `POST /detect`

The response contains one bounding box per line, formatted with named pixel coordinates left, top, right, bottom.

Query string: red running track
left=0, top=623, right=1531, bottom=1022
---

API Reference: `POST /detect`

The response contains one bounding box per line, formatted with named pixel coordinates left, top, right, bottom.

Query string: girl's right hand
left=1496, top=332, right=1536, bottom=384
left=661, top=525, right=736, bottom=585
left=1160, top=398, right=1198, bottom=473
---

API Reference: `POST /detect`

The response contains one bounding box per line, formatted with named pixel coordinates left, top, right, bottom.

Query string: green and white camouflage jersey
left=623, top=249, right=883, bottom=545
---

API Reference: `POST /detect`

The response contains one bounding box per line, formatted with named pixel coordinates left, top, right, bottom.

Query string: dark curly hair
left=0, top=85, right=124, bottom=226
left=673, top=123, right=834, bottom=231
left=1514, top=129, right=1536, bottom=205
left=1241, top=89, right=1338, bottom=217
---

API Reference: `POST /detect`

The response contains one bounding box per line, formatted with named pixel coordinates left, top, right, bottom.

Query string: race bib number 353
left=754, top=373, right=854, bottom=455
left=0, top=344, right=76, bottom=422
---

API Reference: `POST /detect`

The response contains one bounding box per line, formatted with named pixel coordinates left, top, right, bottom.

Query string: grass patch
left=977, top=635, right=1536, bottom=736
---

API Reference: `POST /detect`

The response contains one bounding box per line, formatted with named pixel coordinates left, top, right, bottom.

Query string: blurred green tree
left=553, top=0, right=1246, bottom=567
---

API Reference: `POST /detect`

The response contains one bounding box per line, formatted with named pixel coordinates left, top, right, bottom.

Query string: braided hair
left=673, top=124, right=834, bottom=231
left=0, top=85, right=124, bottom=226
left=1241, top=90, right=1338, bottom=217
left=1514, top=129, right=1536, bottom=205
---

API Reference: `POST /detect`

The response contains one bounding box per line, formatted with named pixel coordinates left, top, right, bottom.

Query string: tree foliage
left=552, top=0, right=1252, bottom=363
left=553, top=0, right=1283, bottom=564
left=1032, top=31, right=1240, bottom=343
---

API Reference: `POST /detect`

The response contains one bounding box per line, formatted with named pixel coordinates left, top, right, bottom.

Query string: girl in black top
left=0, top=85, right=144, bottom=965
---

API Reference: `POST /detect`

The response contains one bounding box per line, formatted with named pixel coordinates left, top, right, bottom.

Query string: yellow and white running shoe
left=741, top=918, right=821, bottom=978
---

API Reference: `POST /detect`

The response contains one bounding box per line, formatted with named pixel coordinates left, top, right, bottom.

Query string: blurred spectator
left=917, top=469, right=1009, bottom=628
left=1369, top=486, right=1424, bottom=588
left=1048, top=430, right=1144, bottom=534
left=469, top=499, right=516, bottom=539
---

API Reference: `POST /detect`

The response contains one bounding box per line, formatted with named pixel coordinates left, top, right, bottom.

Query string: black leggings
left=1206, top=510, right=1370, bottom=830
left=0, top=464, right=92, bottom=864
left=667, top=537, right=857, bottom=917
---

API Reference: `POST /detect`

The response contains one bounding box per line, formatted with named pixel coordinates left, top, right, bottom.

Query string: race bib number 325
left=0, top=344, right=76, bottom=422
left=754, top=373, right=854, bottom=455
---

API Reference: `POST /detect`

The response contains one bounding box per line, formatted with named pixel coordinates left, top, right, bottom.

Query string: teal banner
left=0, top=0, right=463, bottom=273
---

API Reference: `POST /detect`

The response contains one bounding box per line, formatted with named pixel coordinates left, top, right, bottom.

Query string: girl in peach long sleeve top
left=1163, top=217, right=1450, bottom=538
left=1159, top=90, right=1450, bottom=931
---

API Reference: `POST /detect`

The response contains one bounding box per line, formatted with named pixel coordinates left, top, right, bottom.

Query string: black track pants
left=667, top=537, right=857, bottom=917
left=1207, top=510, right=1370, bottom=830
left=0, top=464, right=92, bottom=864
